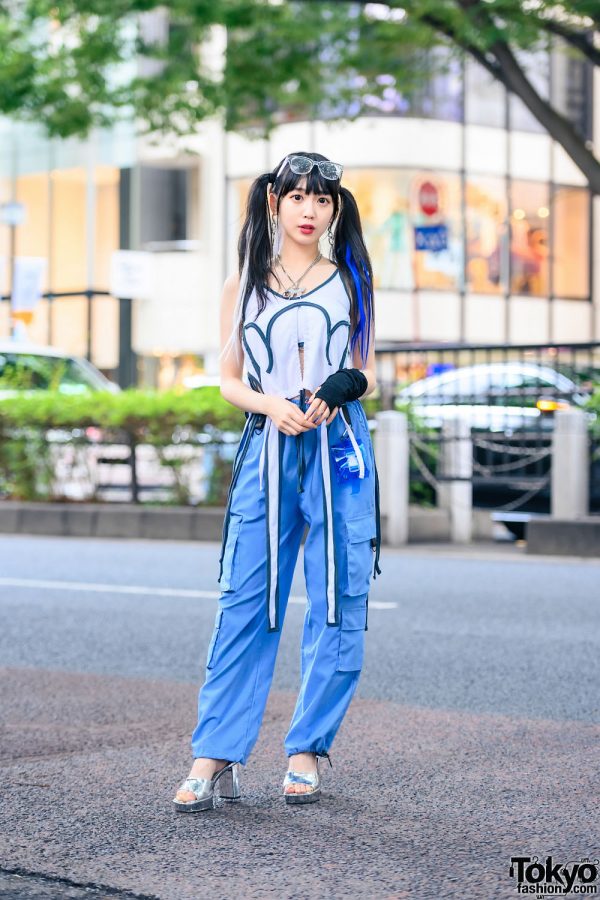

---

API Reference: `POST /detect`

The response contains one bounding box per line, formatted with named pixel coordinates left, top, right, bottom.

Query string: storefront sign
left=109, top=251, right=154, bottom=299
left=11, top=257, right=46, bottom=312
left=418, top=181, right=439, bottom=217
left=414, top=224, right=448, bottom=252
left=0, top=201, right=26, bottom=226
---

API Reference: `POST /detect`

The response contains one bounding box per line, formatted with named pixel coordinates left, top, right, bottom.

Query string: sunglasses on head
left=275, top=154, right=343, bottom=182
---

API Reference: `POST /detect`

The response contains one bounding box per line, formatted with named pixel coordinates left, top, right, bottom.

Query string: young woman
left=173, top=151, right=382, bottom=811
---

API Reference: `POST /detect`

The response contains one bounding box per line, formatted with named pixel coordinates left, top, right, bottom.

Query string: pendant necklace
left=275, top=251, right=322, bottom=299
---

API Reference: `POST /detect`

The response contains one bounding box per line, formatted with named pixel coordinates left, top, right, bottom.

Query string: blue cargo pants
left=191, top=390, right=380, bottom=765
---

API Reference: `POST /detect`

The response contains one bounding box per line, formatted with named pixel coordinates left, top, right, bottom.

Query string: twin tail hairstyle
left=222, top=151, right=375, bottom=371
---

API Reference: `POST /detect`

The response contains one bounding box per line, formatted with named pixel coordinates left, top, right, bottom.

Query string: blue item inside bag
left=330, top=435, right=369, bottom=484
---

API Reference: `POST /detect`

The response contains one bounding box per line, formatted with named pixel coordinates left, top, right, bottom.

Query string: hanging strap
left=338, top=406, right=366, bottom=479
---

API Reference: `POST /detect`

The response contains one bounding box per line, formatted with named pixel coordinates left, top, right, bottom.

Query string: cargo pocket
left=345, top=512, right=376, bottom=596
left=206, top=608, right=223, bottom=669
left=336, top=603, right=367, bottom=672
left=219, top=512, right=243, bottom=592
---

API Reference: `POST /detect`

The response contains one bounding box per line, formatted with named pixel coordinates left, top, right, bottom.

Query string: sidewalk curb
left=0, top=501, right=226, bottom=542
left=0, top=501, right=502, bottom=544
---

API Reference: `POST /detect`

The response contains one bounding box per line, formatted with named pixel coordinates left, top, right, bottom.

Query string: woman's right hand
left=265, top=396, right=318, bottom=436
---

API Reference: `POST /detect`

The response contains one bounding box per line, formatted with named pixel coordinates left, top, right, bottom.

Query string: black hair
left=234, top=150, right=375, bottom=367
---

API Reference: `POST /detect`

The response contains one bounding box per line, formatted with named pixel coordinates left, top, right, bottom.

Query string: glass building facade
left=0, top=43, right=595, bottom=387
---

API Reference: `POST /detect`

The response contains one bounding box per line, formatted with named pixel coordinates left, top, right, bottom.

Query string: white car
left=0, top=342, right=212, bottom=504
left=0, top=341, right=120, bottom=397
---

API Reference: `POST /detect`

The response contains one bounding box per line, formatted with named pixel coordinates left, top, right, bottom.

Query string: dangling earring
left=272, top=214, right=283, bottom=259
left=327, top=224, right=335, bottom=257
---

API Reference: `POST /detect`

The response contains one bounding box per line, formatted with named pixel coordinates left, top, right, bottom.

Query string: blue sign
left=427, top=363, right=455, bottom=377
left=414, top=224, right=448, bottom=253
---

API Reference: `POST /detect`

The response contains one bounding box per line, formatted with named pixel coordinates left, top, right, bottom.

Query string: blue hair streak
left=345, top=243, right=373, bottom=368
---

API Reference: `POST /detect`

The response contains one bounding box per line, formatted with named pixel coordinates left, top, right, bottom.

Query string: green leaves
left=0, top=386, right=246, bottom=502
left=0, top=386, right=245, bottom=434
left=584, top=385, right=600, bottom=440
left=0, top=0, right=598, bottom=183
left=0, top=1, right=591, bottom=139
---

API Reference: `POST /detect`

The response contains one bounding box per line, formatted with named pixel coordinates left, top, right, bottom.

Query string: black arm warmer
left=313, top=368, right=368, bottom=410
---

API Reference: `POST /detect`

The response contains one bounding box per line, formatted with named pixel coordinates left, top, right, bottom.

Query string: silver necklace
left=275, top=251, right=322, bottom=299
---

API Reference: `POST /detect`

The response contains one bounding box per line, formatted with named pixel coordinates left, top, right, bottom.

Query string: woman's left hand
left=304, top=386, right=339, bottom=426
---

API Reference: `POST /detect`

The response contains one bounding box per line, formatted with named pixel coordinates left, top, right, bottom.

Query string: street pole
left=1, top=200, right=26, bottom=338
left=8, top=221, right=15, bottom=338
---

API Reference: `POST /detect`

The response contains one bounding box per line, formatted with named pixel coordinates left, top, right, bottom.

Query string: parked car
left=397, top=361, right=592, bottom=431
left=183, top=374, right=221, bottom=390
left=0, top=341, right=120, bottom=397
left=396, top=360, right=600, bottom=515
left=0, top=341, right=126, bottom=501
left=0, top=346, right=225, bottom=504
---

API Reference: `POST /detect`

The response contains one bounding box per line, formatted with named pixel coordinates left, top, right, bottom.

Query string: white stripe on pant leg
left=267, top=421, right=280, bottom=629
left=319, top=423, right=336, bottom=625
left=258, top=418, right=271, bottom=491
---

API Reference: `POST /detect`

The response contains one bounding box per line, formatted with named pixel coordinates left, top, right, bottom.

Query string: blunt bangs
left=276, top=160, right=340, bottom=208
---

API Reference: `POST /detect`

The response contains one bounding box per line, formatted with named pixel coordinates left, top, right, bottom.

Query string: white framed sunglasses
left=275, top=154, right=343, bottom=182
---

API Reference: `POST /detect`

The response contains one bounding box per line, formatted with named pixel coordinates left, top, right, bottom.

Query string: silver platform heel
left=173, top=761, right=241, bottom=813
left=217, top=761, right=241, bottom=801
left=283, top=751, right=332, bottom=805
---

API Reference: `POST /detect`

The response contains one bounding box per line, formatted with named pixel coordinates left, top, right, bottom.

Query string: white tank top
left=242, top=268, right=351, bottom=397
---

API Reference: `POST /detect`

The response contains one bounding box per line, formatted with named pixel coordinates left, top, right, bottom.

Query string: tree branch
left=317, top=0, right=600, bottom=192
left=453, top=0, right=600, bottom=192
left=541, top=19, right=600, bottom=68
left=419, top=12, right=507, bottom=86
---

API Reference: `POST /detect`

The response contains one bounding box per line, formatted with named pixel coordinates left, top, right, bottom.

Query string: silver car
left=397, top=361, right=591, bottom=431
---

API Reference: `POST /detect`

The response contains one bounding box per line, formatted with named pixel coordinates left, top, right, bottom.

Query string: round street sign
left=418, top=181, right=439, bottom=217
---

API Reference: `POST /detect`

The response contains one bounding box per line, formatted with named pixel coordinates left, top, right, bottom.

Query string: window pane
left=553, top=187, right=589, bottom=298
left=344, top=169, right=462, bottom=290
left=509, top=48, right=549, bottom=133
left=94, top=166, right=120, bottom=291
left=404, top=48, right=463, bottom=123
left=50, top=296, right=88, bottom=357
left=410, top=173, right=462, bottom=290
left=320, top=47, right=463, bottom=123
left=466, top=178, right=507, bottom=293
left=551, top=42, right=592, bottom=141
left=465, top=60, right=505, bottom=127
left=343, top=170, right=414, bottom=290
left=91, top=294, right=119, bottom=371
left=140, top=166, right=191, bottom=245
left=14, top=173, right=50, bottom=296
left=510, top=181, right=550, bottom=296
left=51, top=168, right=87, bottom=292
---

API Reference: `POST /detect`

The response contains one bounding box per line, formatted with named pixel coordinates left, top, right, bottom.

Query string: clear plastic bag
left=330, top=435, right=369, bottom=484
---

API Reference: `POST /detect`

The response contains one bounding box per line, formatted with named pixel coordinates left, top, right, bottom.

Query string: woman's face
left=270, top=176, right=335, bottom=250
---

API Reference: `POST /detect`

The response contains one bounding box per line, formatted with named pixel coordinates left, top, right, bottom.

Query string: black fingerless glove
left=313, top=368, right=368, bottom=410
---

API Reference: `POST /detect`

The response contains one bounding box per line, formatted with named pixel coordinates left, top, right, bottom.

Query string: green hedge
left=585, top=387, right=600, bottom=439
left=0, top=386, right=244, bottom=435
left=0, top=387, right=245, bottom=503
left=0, top=386, right=434, bottom=505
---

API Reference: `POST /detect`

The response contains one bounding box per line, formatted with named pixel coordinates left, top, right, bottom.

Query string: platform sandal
left=173, top=761, right=241, bottom=813
left=283, top=751, right=332, bottom=805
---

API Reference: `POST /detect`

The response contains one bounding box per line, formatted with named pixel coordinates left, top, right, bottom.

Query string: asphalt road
left=1, top=534, right=599, bottom=899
